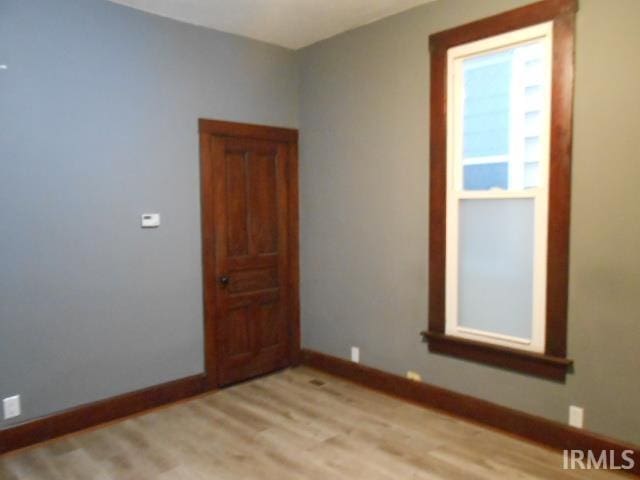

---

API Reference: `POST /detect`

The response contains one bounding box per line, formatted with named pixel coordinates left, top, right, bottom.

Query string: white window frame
left=444, top=22, right=553, bottom=353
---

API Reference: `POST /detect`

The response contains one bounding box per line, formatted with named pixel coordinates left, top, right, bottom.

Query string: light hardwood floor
left=0, top=367, right=628, bottom=479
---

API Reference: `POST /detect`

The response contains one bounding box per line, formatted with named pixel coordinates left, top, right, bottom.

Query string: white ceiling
left=109, top=0, right=435, bottom=50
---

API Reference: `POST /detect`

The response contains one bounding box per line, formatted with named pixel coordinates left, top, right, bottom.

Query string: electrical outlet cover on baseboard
left=3, top=395, right=21, bottom=420
left=569, top=405, right=584, bottom=428
left=350, top=346, right=360, bottom=363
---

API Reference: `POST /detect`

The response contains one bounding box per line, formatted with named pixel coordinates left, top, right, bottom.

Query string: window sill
left=421, top=331, right=572, bottom=381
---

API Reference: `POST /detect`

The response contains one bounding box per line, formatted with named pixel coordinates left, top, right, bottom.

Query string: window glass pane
left=523, top=162, right=539, bottom=189
left=524, top=136, right=540, bottom=164
left=458, top=199, right=534, bottom=340
left=524, top=111, right=541, bottom=136
left=462, top=50, right=512, bottom=161
left=524, top=58, right=543, bottom=85
left=461, top=40, right=547, bottom=191
left=463, top=163, right=508, bottom=190
left=524, top=85, right=542, bottom=111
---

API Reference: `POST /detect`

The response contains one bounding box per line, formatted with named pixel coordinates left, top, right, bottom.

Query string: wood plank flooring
left=0, top=367, right=628, bottom=479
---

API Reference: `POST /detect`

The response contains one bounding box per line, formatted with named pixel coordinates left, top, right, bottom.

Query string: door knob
left=219, top=275, right=230, bottom=287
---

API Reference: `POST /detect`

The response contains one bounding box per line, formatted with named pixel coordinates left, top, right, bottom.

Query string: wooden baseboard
left=0, top=374, right=207, bottom=455
left=301, top=349, right=639, bottom=476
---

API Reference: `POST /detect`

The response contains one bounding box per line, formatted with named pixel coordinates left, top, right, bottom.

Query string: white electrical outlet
left=406, top=371, right=422, bottom=382
left=350, top=346, right=360, bottom=363
left=569, top=405, right=584, bottom=428
left=3, top=395, right=21, bottom=420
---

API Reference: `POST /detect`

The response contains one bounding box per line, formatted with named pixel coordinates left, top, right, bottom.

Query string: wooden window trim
left=423, top=0, right=577, bottom=381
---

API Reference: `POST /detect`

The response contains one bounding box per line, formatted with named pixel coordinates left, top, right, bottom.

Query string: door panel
left=207, top=136, right=291, bottom=386
left=225, top=306, right=251, bottom=358
left=248, top=153, right=278, bottom=254
left=227, top=268, right=278, bottom=294
left=257, top=300, right=283, bottom=349
left=225, top=153, right=249, bottom=257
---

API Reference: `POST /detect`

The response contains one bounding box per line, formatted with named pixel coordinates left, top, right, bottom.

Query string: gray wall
left=0, top=0, right=297, bottom=427
left=298, top=0, right=640, bottom=445
left=1, top=0, right=638, bottom=448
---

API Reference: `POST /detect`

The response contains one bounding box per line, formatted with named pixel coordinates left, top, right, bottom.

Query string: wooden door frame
left=198, top=119, right=300, bottom=390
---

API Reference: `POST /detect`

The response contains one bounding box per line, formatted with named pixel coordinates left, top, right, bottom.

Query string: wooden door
left=200, top=120, right=299, bottom=387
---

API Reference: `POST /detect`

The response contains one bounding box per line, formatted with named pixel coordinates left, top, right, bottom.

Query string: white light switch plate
left=141, top=213, right=160, bottom=228
left=3, top=395, right=21, bottom=420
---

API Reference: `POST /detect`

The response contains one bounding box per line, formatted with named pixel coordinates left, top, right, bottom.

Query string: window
left=448, top=23, right=552, bottom=353
left=423, top=0, right=577, bottom=381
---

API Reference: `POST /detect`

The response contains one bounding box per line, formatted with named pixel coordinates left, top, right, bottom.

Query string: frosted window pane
left=458, top=199, right=534, bottom=340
